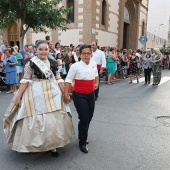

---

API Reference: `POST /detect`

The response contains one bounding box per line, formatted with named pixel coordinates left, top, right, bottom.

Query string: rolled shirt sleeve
left=94, top=62, right=99, bottom=77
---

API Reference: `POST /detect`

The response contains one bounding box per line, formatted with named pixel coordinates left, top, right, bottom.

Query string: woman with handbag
left=150, top=48, right=163, bottom=86
left=3, top=40, right=74, bottom=156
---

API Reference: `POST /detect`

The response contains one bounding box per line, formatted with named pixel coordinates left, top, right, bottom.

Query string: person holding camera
left=3, top=48, right=18, bottom=94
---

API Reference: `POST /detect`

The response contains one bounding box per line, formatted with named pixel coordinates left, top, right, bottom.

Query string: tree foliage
left=0, top=0, right=72, bottom=47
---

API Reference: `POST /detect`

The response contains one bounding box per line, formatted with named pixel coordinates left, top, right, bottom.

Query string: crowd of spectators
left=0, top=35, right=170, bottom=94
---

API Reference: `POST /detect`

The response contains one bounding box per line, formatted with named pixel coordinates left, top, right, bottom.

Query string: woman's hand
left=63, top=95, right=71, bottom=104
left=99, top=69, right=103, bottom=74
left=14, top=97, right=21, bottom=107
left=8, top=62, right=17, bottom=66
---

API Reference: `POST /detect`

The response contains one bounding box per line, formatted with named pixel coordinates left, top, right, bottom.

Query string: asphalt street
left=1, top=70, right=170, bottom=170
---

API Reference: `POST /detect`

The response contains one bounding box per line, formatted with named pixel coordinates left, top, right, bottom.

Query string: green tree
left=0, top=0, right=72, bottom=49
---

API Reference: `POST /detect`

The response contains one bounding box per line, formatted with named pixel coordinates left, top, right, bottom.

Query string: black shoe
left=79, top=139, right=89, bottom=144
left=152, top=83, right=155, bottom=86
left=95, top=97, right=98, bottom=101
left=145, top=82, right=147, bottom=84
left=51, top=149, right=59, bottom=157
left=79, top=144, right=88, bottom=154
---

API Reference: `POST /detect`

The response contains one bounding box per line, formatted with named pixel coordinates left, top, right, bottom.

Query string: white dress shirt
left=73, top=53, right=78, bottom=62
left=55, top=49, right=60, bottom=55
left=65, top=60, right=98, bottom=83
left=91, top=49, right=106, bottom=68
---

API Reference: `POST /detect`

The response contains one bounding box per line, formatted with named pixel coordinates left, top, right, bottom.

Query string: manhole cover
left=156, top=116, right=170, bottom=127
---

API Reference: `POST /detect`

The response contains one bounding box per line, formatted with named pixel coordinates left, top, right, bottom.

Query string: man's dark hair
left=79, top=44, right=92, bottom=54
left=76, top=45, right=81, bottom=48
left=24, top=44, right=29, bottom=48
left=137, top=49, right=141, bottom=53
left=45, top=35, right=50, bottom=40
left=55, top=42, right=60, bottom=48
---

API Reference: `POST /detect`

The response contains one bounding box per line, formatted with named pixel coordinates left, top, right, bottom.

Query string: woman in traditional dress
left=150, top=48, right=163, bottom=86
left=3, top=40, right=74, bottom=156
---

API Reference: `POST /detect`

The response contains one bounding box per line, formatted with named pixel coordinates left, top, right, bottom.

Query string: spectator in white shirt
left=91, top=41, right=106, bottom=100
left=55, top=42, right=61, bottom=55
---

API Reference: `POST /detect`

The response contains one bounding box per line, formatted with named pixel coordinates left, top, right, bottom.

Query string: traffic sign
left=139, top=36, right=147, bottom=44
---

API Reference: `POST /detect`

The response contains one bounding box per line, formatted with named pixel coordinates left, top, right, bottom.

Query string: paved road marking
left=132, top=76, right=170, bottom=86
left=132, top=76, right=153, bottom=84
left=159, top=77, right=170, bottom=85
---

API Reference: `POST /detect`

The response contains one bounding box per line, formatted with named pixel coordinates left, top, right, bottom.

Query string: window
left=124, top=7, right=130, bottom=21
left=67, top=0, right=74, bottom=23
left=101, top=0, right=106, bottom=25
left=141, top=21, right=145, bottom=36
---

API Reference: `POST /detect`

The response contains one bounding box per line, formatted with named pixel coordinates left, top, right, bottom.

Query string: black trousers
left=95, top=70, right=100, bottom=99
left=72, top=91, right=95, bottom=145
left=144, top=68, right=151, bottom=83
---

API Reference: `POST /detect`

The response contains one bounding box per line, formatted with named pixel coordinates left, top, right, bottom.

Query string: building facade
left=146, top=0, right=170, bottom=49
left=0, top=0, right=148, bottom=50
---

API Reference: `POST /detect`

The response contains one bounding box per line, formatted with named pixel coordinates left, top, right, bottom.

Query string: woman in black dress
left=128, top=50, right=139, bottom=84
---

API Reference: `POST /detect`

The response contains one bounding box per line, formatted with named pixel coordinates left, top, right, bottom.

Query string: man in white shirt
left=91, top=41, right=106, bottom=100
left=73, top=45, right=81, bottom=62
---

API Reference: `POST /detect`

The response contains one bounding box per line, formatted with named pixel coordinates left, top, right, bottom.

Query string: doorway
left=8, top=22, right=19, bottom=47
left=123, top=22, right=129, bottom=49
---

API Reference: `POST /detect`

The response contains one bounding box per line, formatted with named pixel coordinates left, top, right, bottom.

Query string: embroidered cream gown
left=3, top=59, right=75, bottom=152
